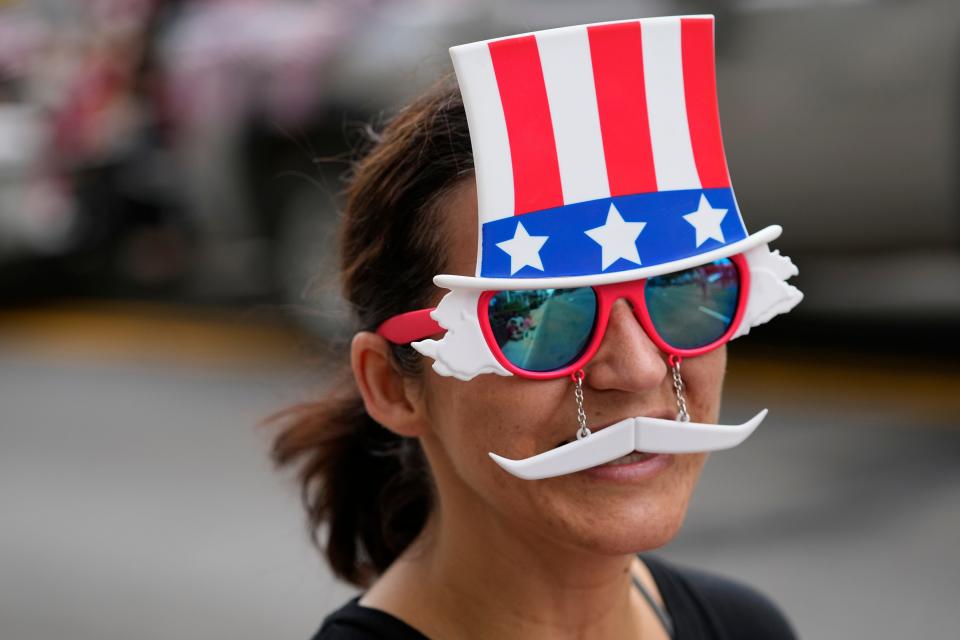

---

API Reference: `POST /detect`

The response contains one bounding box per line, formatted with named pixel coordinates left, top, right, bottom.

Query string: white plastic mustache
left=488, top=409, right=768, bottom=480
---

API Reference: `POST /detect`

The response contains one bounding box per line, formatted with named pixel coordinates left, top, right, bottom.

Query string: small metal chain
left=670, top=356, right=690, bottom=423
left=572, top=370, right=591, bottom=439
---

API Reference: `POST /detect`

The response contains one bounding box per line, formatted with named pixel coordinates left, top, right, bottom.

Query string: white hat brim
left=434, top=225, right=783, bottom=291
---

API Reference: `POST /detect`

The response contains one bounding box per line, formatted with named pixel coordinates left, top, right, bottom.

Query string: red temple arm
left=376, top=308, right=441, bottom=344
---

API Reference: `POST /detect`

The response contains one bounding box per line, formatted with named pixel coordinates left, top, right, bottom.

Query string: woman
left=273, top=17, right=801, bottom=639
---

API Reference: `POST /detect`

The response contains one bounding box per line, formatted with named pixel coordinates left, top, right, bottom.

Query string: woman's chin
left=521, top=495, right=690, bottom=557
left=587, top=510, right=687, bottom=554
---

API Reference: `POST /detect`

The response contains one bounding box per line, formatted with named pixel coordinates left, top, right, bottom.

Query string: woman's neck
left=362, top=497, right=666, bottom=639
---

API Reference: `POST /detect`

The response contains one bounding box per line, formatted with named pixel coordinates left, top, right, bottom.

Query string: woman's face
left=416, top=181, right=720, bottom=554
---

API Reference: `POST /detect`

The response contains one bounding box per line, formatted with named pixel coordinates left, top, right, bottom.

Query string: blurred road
left=1, top=302, right=958, bottom=639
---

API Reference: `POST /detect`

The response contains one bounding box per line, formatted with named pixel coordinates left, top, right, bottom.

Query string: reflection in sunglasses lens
left=487, top=287, right=597, bottom=372
left=645, top=258, right=740, bottom=350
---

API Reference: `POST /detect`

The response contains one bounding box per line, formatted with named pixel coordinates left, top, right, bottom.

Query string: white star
left=584, top=204, right=646, bottom=271
left=496, top=222, right=549, bottom=275
left=683, top=194, right=728, bottom=247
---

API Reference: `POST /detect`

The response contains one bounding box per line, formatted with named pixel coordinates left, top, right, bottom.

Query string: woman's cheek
left=426, top=376, right=563, bottom=486
left=686, top=349, right=726, bottom=422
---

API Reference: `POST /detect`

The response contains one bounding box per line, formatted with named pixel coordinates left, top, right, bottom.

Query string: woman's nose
left=585, top=298, right=667, bottom=392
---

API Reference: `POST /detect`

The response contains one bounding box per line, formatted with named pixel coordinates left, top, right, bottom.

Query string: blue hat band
left=479, top=188, right=748, bottom=279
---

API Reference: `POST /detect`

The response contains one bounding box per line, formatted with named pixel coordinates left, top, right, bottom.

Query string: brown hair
left=270, top=78, right=473, bottom=587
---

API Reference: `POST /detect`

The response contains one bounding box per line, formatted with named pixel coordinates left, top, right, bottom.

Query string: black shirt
left=314, top=554, right=798, bottom=639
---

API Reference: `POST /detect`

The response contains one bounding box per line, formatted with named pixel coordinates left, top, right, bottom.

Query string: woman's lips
left=605, top=451, right=656, bottom=466
left=583, top=451, right=674, bottom=481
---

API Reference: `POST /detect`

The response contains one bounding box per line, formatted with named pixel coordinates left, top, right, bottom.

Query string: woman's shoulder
left=312, top=596, right=428, bottom=640
left=640, top=553, right=798, bottom=640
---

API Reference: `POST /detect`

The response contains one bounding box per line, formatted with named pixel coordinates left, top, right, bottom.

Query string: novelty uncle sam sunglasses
left=377, top=16, right=803, bottom=479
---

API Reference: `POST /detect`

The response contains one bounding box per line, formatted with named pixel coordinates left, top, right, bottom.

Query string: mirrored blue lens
left=645, top=258, right=740, bottom=350
left=487, top=287, right=597, bottom=372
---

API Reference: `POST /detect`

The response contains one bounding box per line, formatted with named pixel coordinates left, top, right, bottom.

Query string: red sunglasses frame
left=377, top=253, right=750, bottom=380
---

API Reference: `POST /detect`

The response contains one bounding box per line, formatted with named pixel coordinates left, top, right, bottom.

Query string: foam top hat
left=412, top=15, right=802, bottom=382
left=437, top=15, right=779, bottom=291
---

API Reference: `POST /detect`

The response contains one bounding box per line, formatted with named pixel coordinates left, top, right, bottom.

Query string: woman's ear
left=350, top=332, right=427, bottom=438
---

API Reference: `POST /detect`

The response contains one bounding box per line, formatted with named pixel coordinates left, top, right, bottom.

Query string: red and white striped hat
left=437, top=15, right=782, bottom=290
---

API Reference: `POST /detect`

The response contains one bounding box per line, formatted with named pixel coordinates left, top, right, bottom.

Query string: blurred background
left=1, top=0, right=958, bottom=638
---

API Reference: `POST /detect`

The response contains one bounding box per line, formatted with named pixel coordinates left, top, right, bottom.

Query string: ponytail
left=270, top=368, right=431, bottom=586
